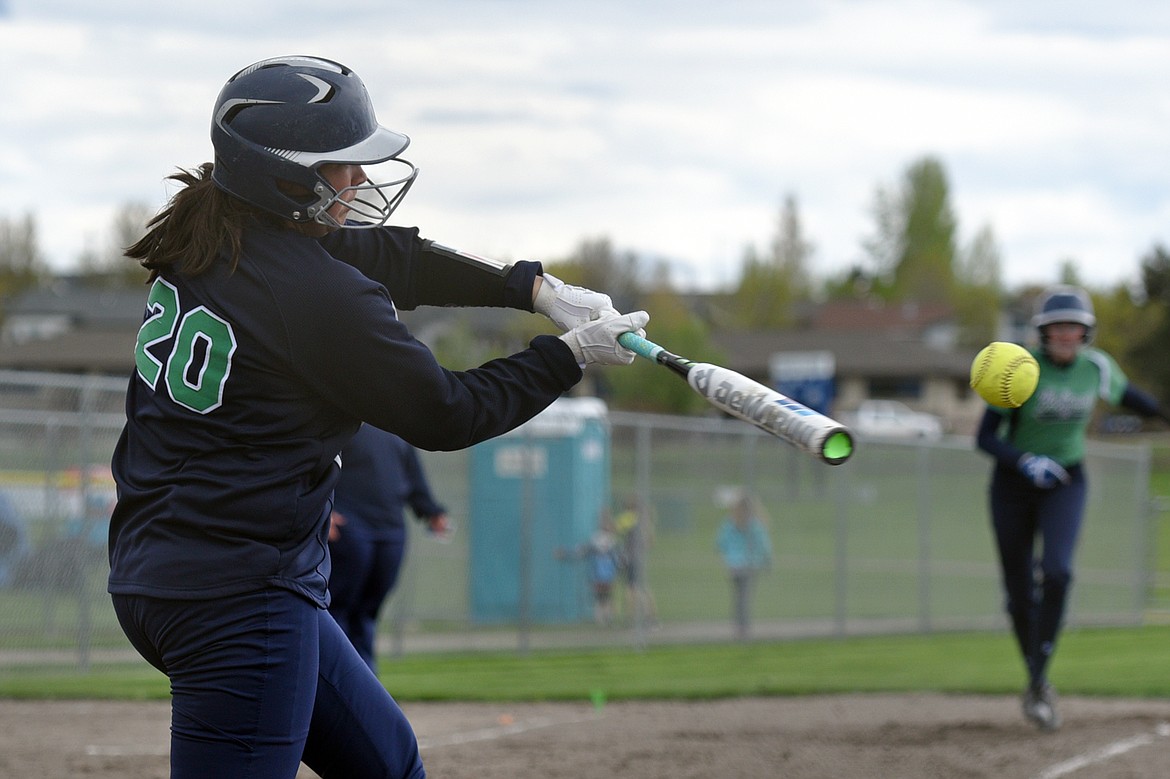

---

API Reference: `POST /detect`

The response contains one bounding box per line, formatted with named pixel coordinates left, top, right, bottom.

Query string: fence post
left=833, top=465, right=848, bottom=637
left=1134, top=444, right=1154, bottom=618
left=516, top=423, right=534, bottom=655
left=631, top=420, right=653, bottom=651
left=916, top=442, right=933, bottom=634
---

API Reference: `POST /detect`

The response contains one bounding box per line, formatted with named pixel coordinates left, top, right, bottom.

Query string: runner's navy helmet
left=1031, top=284, right=1096, bottom=344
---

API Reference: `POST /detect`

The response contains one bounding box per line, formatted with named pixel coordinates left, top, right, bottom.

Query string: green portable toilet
left=468, top=397, right=610, bottom=623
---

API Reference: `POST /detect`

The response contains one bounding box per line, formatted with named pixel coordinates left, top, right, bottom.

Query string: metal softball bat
left=618, top=332, right=854, bottom=465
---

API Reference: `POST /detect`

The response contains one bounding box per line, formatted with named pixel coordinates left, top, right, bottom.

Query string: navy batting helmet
left=1031, top=284, right=1096, bottom=343
left=210, top=55, right=417, bottom=227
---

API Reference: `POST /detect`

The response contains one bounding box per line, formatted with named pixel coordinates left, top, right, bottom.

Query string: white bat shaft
left=686, top=363, right=850, bottom=463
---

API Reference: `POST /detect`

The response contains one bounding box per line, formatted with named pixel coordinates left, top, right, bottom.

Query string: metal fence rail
left=0, top=372, right=1154, bottom=671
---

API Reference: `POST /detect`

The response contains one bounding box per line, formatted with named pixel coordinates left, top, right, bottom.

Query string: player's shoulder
left=1080, top=346, right=1120, bottom=371
left=238, top=225, right=334, bottom=280
left=246, top=227, right=378, bottom=298
left=317, top=224, right=420, bottom=269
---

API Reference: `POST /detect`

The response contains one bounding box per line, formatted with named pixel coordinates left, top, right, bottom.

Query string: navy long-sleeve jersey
left=109, top=223, right=580, bottom=606
left=333, top=424, right=445, bottom=539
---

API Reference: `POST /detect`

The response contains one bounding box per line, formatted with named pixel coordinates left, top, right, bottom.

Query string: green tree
left=545, top=236, right=722, bottom=413
left=861, top=185, right=902, bottom=295
left=893, top=157, right=957, bottom=304
left=863, top=156, right=958, bottom=305
left=821, top=264, right=878, bottom=301
left=1057, top=259, right=1083, bottom=287
left=728, top=193, right=813, bottom=327
left=952, top=224, right=1002, bottom=346
left=603, top=285, right=723, bottom=414
left=420, top=313, right=533, bottom=371
left=1125, top=244, right=1170, bottom=406
left=544, top=236, right=644, bottom=314
left=77, top=202, right=153, bottom=287
left=0, top=213, right=49, bottom=309
left=1091, top=283, right=1156, bottom=395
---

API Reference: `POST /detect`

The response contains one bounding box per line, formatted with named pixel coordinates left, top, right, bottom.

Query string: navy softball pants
left=113, top=589, right=424, bottom=779
left=988, top=463, right=1086, bottom=688
left=327, top=523, right=407, bottom=672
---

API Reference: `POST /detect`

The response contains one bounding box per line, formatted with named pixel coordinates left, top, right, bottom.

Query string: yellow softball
left=970, top=341, right=1039, bottom=409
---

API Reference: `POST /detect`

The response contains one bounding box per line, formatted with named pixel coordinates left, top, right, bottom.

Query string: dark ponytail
left=125, top=163, right=255, bottom=281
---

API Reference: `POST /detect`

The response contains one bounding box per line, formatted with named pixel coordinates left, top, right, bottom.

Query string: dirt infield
left=2, top=694, right=1168, bottom=778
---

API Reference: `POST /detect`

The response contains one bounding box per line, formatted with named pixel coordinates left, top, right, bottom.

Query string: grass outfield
left=3, top=624, right=1169, bottom=702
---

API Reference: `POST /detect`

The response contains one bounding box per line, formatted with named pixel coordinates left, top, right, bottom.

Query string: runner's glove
left=1018, top=454, right=1070, bottom=489
left=535, top=272, right=619, bottom=331
left=559, top=311, right=649, bottom=367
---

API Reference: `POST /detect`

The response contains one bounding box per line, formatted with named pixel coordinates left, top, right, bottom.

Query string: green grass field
left=3, top=625, right=1169, bottom=702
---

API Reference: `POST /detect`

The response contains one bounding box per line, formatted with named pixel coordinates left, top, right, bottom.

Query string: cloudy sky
left=2, top=0, right=1168, bottom=292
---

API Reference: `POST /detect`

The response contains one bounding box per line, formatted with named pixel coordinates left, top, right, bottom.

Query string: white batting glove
left=1018, top=454, right=1070, bottom=489
left=559, top=311, right=649, bottom=366
left=534, top=272, right=619, bottom=331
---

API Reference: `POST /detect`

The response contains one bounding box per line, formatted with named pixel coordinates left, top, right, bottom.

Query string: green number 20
left=134, top=278, right=237, bottom=414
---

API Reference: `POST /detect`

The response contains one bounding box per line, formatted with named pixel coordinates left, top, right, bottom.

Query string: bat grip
left=618, top=332, right=662, bottom=361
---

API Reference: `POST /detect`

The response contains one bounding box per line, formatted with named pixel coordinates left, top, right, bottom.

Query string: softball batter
left=975, top=284, right=1165, bottom=731
left=108, top=55, right=647, bottom=779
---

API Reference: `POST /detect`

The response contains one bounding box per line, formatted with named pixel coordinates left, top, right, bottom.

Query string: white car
left=845, top=400, right=943, bottom=441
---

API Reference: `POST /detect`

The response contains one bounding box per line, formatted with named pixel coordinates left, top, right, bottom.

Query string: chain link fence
left=0, top=372, right=1157, bottom=672
left=0, top=371, right=126, bottom=671
left=390, top=410, right=1156, bottom=655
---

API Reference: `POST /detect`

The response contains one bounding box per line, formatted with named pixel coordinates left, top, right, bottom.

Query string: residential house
left=0, top=279, right=144, bottom=375
left=712, top=299, right=986, bottom=433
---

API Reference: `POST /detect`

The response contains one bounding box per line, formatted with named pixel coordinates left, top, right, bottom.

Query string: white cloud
left=2, top=0, right=1168, bottom=294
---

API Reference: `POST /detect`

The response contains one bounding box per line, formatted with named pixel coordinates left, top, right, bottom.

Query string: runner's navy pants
left=988, top=463, right=1086, bottom=688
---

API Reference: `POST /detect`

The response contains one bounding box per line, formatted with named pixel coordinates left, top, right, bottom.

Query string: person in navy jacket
left=328, top=424, right=449, bottom=671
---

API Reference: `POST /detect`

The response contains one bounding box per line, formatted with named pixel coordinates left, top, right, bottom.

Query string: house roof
left=810, top=299, right=954, bottom=332
left=0, top=327, right=136, bottom=375
left=5, top=283, right=145, bottom=327
left=711, top=329, right=973, bottom=380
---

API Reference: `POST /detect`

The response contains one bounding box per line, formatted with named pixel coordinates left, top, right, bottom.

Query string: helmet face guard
left=210, top=55, right=417, bottom=228
left=307, top=157, right=418, bottom=229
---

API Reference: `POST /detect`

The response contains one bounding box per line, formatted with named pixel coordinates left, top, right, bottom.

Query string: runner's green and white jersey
left=991, top=346, right=1126, bottom=467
